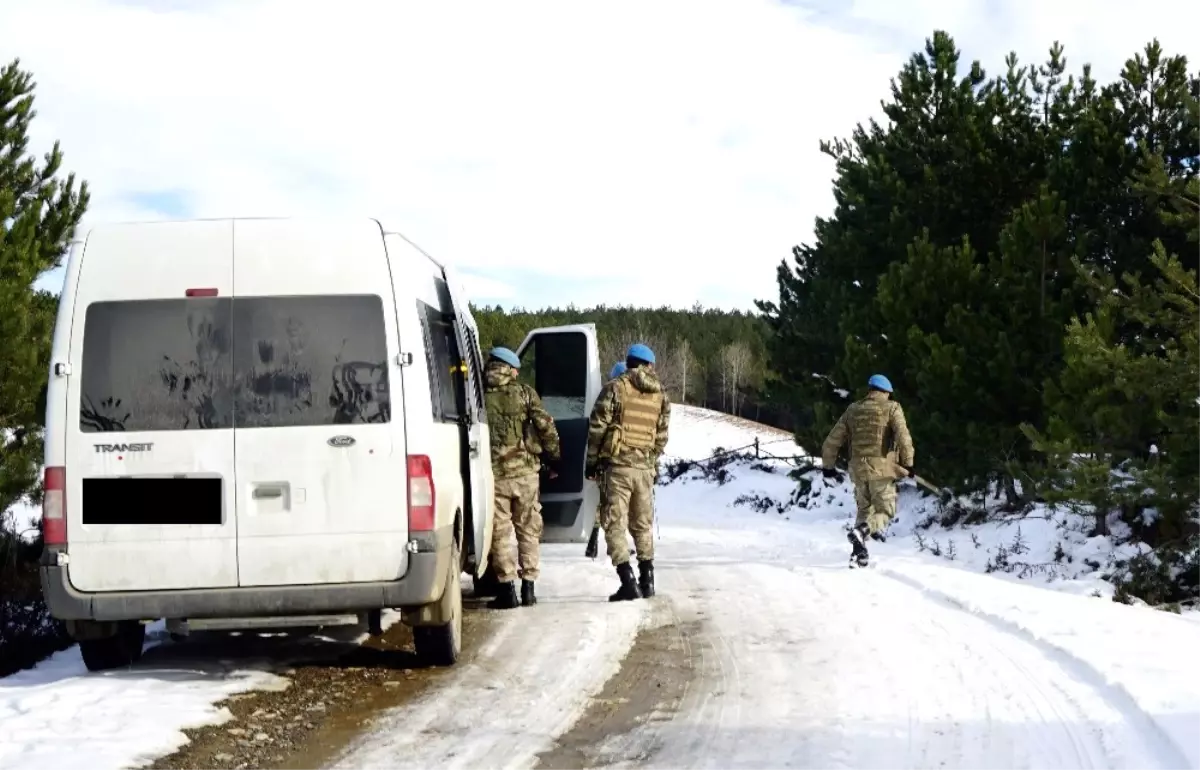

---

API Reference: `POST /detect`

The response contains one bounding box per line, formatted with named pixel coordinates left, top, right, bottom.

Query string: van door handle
left=469, top=440, right=480, bottom=457
left=253, top=486, right=284, bottom=499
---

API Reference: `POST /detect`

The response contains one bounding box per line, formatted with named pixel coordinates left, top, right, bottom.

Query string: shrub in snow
left=1, top=524, right=72, bottom=677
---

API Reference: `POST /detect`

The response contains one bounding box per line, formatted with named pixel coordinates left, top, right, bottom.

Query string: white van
left=38, top=217, right=601, bottom=671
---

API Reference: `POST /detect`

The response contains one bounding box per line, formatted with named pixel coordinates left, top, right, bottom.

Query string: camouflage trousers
left=490, top=472, right=544, bottom=582
left=853, top=476, right=897, bottom=535
left=600, top=465, right=655, bottom=567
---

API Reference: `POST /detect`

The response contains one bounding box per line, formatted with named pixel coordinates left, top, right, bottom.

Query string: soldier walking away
left=483, top=347, right=562, bottom=609
left=820, top=374, right=915, bottom=568
left=586, top=343, right=671, bottom=601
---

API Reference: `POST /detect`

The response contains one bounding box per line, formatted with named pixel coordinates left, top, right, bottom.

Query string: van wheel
left=79, top=622, right=146, bottom=672
left=414, top=541, right=463, bottom=667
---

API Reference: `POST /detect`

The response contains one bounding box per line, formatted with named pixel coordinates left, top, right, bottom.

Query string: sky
left=1, top=0, right=1196, bottom=311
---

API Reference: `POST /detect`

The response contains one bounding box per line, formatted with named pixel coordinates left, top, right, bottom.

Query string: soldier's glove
left=822, top=467, right=841, bottom=480
left=899, top=464, right=914, bottom=476
left=541, top=455, right=561, bottom=479
left=585, top=462, right=599, bottom=481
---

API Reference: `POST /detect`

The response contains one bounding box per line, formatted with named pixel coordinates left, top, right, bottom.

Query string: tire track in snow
left=877, top=568, right=1192, bottom=770
left=580, top=555, right=1170, bottom=769
left=534, top=597, right=701, bottom=767
left=326, top=548, right=646, bottom=770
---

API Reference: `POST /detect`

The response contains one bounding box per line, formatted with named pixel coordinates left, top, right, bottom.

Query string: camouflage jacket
left=821, top=390, right=914, bottom=481
left=586, top=365, right=671, bottom=471
left=484, top=361, right=561, bottom=480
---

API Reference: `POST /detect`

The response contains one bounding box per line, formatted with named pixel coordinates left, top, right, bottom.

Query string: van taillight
left=407, top=455, right=435, bottom=532
left=43, top=466, right=66, bottom=545
left=185, top=287, right=219, bottom=297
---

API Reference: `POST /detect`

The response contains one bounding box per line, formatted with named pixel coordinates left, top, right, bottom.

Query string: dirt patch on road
left=535, top=614, right=702, bottom=768
left=148, top=607, right=493, bottom=770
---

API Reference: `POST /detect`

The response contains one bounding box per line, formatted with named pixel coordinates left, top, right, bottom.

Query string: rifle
left=585, top=383, right=622, bottom=559
left=584, top=463, right=607, bottom=559
left=898, top=465, right=953, bottom=503
left=585, top=524, right=600, bottom=559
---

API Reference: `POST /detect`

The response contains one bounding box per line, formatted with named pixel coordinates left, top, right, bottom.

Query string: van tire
left=79, top=622, right=146, bottom=672
left=414, top=541, right=463, bottom=667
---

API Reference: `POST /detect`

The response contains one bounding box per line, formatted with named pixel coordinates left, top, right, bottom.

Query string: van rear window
left=80, top=295, right=390, bottom=432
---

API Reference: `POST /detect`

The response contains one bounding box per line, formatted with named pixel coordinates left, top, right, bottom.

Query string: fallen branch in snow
left=661, top=440, right=810, bottom=488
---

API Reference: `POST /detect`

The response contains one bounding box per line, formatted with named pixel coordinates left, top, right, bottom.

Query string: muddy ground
left=143, top=594, right=700, bottom=770
left=534, top=610, right=700, bottom=768
left=145, top=599, right=495, bottom=770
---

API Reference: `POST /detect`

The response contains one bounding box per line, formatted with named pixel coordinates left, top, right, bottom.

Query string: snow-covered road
left=4, top=405, right=1198, bottom=769
left=330, top=523, right=1193, bottom=770
left=591, top=553, right=1185, bottom=769
left=329, top=407, right=1199, bottom=769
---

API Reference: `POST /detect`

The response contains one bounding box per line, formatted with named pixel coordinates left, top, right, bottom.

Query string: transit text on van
left=93, top=443, right=154, bottom=453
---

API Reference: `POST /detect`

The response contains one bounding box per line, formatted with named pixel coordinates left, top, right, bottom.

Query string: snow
left=3, top=404, right=1198, bottom=769
left=642, top=409, right=1200, bottom=768
left=666, top=404, right=804, bottom=459
left=331, top=565, right=646, bottom=768
left=631, top=558, right=1186, bottom=768
left=0, top=638, right=288, bottom=770
left=0, top=616, right=406, bottom=770
left=880, top=562, right=1200, bottom=769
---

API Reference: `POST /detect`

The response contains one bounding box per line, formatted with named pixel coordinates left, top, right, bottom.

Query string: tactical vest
left=847, top=397, right=899, bottom=460
left=485, top=384, right=540, bottom=461
left=615, top=378, right=663, bottom=450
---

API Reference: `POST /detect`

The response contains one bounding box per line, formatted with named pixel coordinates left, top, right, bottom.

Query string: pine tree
left=760, top=32, right=1053, bottom=483
left=0, top=59, right=89, bottom=518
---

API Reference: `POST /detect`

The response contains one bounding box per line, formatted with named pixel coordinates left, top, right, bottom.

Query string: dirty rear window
left=80, top=295, right=390, bottom=432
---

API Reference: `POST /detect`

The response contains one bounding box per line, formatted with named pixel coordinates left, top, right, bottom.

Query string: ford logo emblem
left=327, top=435, right=356, bottom=448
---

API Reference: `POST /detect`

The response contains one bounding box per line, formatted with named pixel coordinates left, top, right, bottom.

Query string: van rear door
left=516, top=324, right=602, bottom=542
left=440, top=266, right=492, bottom=571
left=67, top=221, right=238, bottom=592
left=231, top=219, right=408, bottom=587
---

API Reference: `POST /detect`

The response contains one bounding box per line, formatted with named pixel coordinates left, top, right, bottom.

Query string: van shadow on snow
left=136, top=625, right=427, bottom=680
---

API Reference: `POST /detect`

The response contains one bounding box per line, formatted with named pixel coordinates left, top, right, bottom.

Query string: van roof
left=82, top=216, right=447, bottom=272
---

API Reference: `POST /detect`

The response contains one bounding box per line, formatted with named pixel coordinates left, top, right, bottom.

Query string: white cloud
left=2, top=0, right=1196, bottom=309
left=459, top=271, right=518, bottom=303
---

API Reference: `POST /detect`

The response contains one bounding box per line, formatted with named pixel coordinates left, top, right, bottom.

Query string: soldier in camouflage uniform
left=586, top=343, right=671, bottom=602
left=821, top=374, right=915, bottom=567
left=483, top=347, right=562, bottom=609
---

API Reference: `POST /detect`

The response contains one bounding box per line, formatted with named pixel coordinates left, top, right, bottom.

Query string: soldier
left=585, top=343, right=670, bottom=601
left=820, top=374, right=915, bottom=568
left=483, top=347, right=562, bottom=609
left=583, top=360, right=634, bottom=560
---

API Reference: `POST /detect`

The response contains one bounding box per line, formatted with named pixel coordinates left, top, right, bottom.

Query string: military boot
left=608, top=563, right=641, bottom=602
left=488, top=581, right=520, bottom=610
left=637, top=560, right=655, bottom=598
left=847, top=523, right=870, bottom=568
left=521, top=579, right=537, bottom=607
